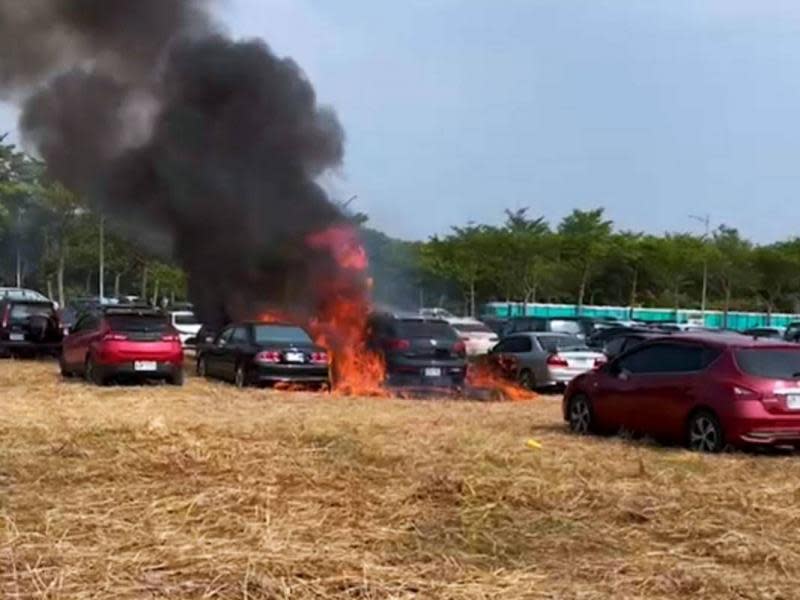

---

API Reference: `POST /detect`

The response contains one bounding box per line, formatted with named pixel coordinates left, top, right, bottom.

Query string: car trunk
left=4, top=302, right=61, bottom=342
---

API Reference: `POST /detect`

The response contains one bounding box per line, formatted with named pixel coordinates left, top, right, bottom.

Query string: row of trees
left=415, top=208, right=800, bottom=319
left=0, top=138, right=186, bottom=307
left=4, top=137, right=799, bottom=318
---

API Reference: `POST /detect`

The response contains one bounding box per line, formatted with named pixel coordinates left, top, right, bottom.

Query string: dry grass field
left=1, top=360, right=800, bottom=599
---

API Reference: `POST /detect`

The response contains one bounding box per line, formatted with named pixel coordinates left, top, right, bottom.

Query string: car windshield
left=395, top=320, right=457, bottom=339
left=735, top=348, right=800, bottom=379
left=254, top=324, right=312, bottom=344
left=538, top=335, right=588, bottom=352
left=453, top=323, right=493, bottom=334
left=107, top=315, right=170, bottom=332
left=9, top=303, right=55, bottom=322
left=174, top=313, right=200, bottom=326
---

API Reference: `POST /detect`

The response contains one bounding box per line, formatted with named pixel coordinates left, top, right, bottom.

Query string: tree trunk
left=152, top=279, right=160, bottom=307
left=57, top=251, right=65, bottom=309
left=46, top=278, right=53, bottom=301
left=140, top=265, right=148, bottom=300
left=723, top=285, right=731, bottom=329
left=114, top=273, right=121, bottom=298
left=629, top=267, right=638, bottom=308
left=577, top=264, right=590, bottom=312
left=85, top=271, right=92, bottom=294
left=469, top=279, right=476, bottom=318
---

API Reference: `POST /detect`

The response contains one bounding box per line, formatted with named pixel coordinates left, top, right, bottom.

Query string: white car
left=449, top=318, right=499, bottom=356
left=169, top=310, right=202, bottom=346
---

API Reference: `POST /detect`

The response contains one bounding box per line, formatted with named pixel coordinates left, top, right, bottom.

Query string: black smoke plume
left=0, top=0, right=353, bottom=327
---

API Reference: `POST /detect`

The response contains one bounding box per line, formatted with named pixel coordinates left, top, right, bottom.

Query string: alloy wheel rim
left=570, top=398, right=590, bottom=433
left=235, top=367, right=244, bottom=388
left=690, top=416, right=718, bottom=452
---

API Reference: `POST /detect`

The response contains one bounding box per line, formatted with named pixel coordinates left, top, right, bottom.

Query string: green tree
left=557, top=208, right=612, bottom=308
left=708, top=226, right=754, bottom=325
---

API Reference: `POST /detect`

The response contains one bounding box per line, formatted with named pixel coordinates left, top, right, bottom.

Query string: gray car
left=490, top=332, right=605, bottom=390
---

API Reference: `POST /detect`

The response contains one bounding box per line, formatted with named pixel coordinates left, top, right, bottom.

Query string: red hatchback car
left=61, top=307, right=184, bottom=386
left=563, top=334, right=800, bottom=452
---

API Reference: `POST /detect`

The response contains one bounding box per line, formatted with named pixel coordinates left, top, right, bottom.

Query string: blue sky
left=3, top=0, right=800, bottom=242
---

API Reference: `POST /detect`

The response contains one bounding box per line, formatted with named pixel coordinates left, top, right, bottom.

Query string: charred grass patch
left=1, top=360, right=800, bottom=598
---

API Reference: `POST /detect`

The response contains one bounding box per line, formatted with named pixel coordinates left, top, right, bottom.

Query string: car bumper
left=94, top=361, right=182, bottom=379
left=0, top=340, right=62, bottom=354
left=727, top=402, right=800, bottom=446
left=385, top=366, right=467, bottom=388
left=545, top=366, right=593, bottom=385
left=251, top=364, right=330, bottom=384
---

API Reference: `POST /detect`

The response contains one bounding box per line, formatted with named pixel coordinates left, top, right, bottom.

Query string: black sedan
left=196, top=322, right=331, bottom=389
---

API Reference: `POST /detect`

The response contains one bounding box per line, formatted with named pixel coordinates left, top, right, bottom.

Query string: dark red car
left=60, top=307, right=184, bottom=386
left=563, top=334, right=800, bottom=452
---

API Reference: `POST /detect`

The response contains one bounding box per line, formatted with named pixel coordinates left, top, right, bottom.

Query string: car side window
left=231, top=326, right=250, bottom=345
left=216, top=328, right=234, bottom=347
left=499, top=336, right=531, bottom=353
left=617, top=343, right=718, bottom=374
left=493, top=338, right=516, bottom=353
left=550, top=320, right=582, bottom=335
left=605, top=337, right=626, bottom=356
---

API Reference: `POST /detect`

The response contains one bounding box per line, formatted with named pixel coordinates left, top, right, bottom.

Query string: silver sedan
left=489, top=332, right=606, bottom=390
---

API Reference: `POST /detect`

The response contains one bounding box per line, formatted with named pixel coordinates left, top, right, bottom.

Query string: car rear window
left=453, top=323, right=493, bottom=334
left=107, top=315, right=170, bottom=332
left=174, top=313, right=200, bottom=325
left=549, top=320, right=583, bottom=335
left=9, top=303, right=55, bottom=321
left=394, top=320, right=457, bottom=339
left=254, top=324, right=312, bottom=344
left=538, top=335, right=587, bottom=352
left=735, top=349, right=800, bottom=380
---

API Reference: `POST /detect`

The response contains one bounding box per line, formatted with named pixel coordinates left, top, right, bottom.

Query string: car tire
left=85, top=356, right=105, bottom=387
left=234, top=363, right=248, bottom=389
left=169, top=370, right=185, bottom=387
left=687, top=410, right=725, bottom=453
left=518, top=369, right=535, bottom=390
left=196, top=356, right=208, bottom=378
left=567, top=393, right=595, bottom=435
left=59, top=355, right=74, bottom=378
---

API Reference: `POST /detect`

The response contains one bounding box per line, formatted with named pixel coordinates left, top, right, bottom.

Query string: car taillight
left=547, top=354, right=569, bottom=367
left=1, top=305, right=9, bottom=329
left=255, top=351, right=281, bottom=364
left=310, top=351, right=329, bottom=364
left=103, top=332, right=128, bottom=341
left=593, top=357, right=607, bottom=369
left=385, top=338, right=411, bottom=351
left=453, top=340, right=466, bottom=356
left=161, top=334, right=180, bottom=342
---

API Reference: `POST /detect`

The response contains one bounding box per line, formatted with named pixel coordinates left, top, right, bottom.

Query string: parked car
left=196, top=322, right=330, bottom=389
left=563, top=333, right=800, bottom=451
left=784, top=322, right=800, bottom=342
left=479, top=317, right=508, bottom=336
left=602, top=330, right=664, bottom=359
left=0, top=287, right=52, bottom=303
left=0, top=296, right=63, bottom=357
left=60, top=307, right=184, bottom=385
left=448, top=318, right=499, bottom=356
left=742, top=327, right=784, bottom=340
left=169, top=310, right=202, bottom=346
left=501, top=316, right=603, bottom=340
left=367, top=312, right=467, bottom=389
left=487, top=332, right=605, bottom=390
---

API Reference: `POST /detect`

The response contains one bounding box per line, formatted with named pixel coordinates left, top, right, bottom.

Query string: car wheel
left=234, top=364, right=248, bottom=389
left=687, top=410, right=724, bottom=453
left=518, top=369, right=535, bottom=390
left=169, top=370, right=185, bottom=387
left=59, top=355, right=74, bottom=378
left=85, top=356, right=105, bottom=387
left=196, top=356, right=208, bottom=378
left=568, top=394, right=594, bottom=435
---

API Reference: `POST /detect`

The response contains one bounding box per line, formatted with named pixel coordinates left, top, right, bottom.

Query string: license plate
left=134, top=361, right=157, bottom=372
left=424, top=367, right=442, bottom=377
left=787, top=395, right=800, bottom=410
left=9, top=333, right=24, bottom=341
left=285, top=352, right=305, bottom=363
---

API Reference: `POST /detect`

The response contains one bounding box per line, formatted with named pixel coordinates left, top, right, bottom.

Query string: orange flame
left=467, top=356, right=538, bottom=401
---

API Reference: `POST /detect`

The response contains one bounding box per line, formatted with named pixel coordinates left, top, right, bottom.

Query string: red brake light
left=594, top=357, right=607, bottom=369
left=255, top=351, right=281, bottom=364
left=161, top=334, right=180, bottom=342
left=385, top=338, right=411, bottom=351
left=1, top=304, right=9, bottom=329
left=546, top=354, right=569, bottom=367
left=453, top=340, right=466, bottom=356
left=311, top=351, right=329, bottom=364
left=103, top=332, right=128, bottom=341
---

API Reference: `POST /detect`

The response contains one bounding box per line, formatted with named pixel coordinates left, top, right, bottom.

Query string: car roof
left=657, top=332, right=799, bottom=349
left=509, top=331, right=577, bottom=338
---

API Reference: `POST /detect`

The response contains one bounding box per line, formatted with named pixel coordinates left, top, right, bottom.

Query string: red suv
left=564, top=334, right=800, bottom=452
left=61, top=308, right=184, bottom=386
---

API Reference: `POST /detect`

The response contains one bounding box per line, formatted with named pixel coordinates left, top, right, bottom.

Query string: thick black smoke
left=0, top=0, right=352, bottom=327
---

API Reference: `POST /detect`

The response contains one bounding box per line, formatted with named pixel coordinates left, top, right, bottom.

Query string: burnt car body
left=196, top=322, right=330, bottom=388
left=367, top=312, right=467, bottom=389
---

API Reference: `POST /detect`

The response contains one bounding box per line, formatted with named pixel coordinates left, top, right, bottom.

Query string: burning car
left=366, top=312, right=467, bottom=390
left=196, top=321, right=331, bottom=389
